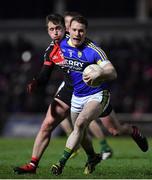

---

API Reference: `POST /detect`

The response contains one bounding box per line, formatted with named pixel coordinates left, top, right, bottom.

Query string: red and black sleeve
left=35, top=43, right=57, bottom=86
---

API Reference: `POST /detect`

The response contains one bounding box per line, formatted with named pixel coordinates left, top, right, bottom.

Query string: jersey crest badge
left=78, top=51, right=82, bottom=58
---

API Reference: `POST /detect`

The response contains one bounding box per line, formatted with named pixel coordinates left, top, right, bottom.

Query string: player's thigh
left=44, top=99, right=70, bottom=125
left=82, top=90, right=110, bottom=123
left=72, top=90, right=110, bottom=126
left=78, top=101, right=102, bottom=126
left=52, top=98, right=70, bottom=117
left=101, top=110, right=121, bottom=130
left=71, top=111, right=79, bottom=125
left=40, top=105, right=61, bottom=131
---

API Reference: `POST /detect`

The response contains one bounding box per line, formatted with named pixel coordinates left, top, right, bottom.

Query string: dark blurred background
left=1, top=0, right=152, bottom=136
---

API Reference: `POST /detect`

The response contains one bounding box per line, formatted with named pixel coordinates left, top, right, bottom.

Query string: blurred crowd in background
left=0, top=33, right=152, bottom=118
left=1, top=0, right=152, bottom=134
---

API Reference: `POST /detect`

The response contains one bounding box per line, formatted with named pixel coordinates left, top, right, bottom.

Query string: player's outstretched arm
left=27, top=65, right=53, bottom=94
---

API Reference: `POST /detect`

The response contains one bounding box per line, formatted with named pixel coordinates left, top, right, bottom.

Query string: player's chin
left=73, top=39, right=82, bottom=47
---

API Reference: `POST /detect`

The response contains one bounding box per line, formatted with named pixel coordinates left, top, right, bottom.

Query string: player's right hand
left=27, top=78, right=37, bottom=94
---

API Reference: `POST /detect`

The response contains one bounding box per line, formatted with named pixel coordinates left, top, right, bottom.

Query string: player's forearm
left=99, top=63, right=117, bottom=81
left=36, top=65, right=53, bottom=86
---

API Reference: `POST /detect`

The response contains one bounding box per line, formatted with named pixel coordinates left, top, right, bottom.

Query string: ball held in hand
left=83, top=64, right=103, bottom=87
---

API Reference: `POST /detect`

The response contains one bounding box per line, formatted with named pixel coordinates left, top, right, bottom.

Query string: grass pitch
left=0, top=136, right=152, bottom=179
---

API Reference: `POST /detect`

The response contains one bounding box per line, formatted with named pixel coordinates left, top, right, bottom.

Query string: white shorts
left=71, top=90, right=110, bottom=113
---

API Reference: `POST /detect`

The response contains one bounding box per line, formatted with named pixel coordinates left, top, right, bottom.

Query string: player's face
left=47, top=21, right=65, bottom=43
left=69, top=20, right=87, bottom=47
left=64, top=15, right=73, bottom=32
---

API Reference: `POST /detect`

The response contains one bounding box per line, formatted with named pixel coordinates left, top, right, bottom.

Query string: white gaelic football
left=83, top=64, right=103, bottom=87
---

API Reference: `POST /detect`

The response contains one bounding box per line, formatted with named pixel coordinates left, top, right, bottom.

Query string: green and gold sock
left=59, top=147, right=73, bottom=166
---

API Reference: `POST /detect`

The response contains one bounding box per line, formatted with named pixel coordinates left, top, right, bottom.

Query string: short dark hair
left=70, top=15, right=88, bottom=29
left=64, top=11, right=81, bottom=18
left=46, top=13, right=65, bottom=27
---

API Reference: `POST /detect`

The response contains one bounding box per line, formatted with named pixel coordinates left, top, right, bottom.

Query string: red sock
left=30, top=157, right=39, bottom=167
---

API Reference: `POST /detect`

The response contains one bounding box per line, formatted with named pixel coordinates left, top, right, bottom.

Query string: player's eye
left=56, top=26, right=62, bottom=31
left=79, top=29, right=84, bottom=33
left=49, top=28, right=54, bottom=31
left=72, top=28, right=77, bottom=32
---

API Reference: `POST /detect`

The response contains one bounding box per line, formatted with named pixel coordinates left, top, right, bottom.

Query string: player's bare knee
left=75, top=120, right=86, bottom=132
left=40, top=121, right=54, bottom=134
